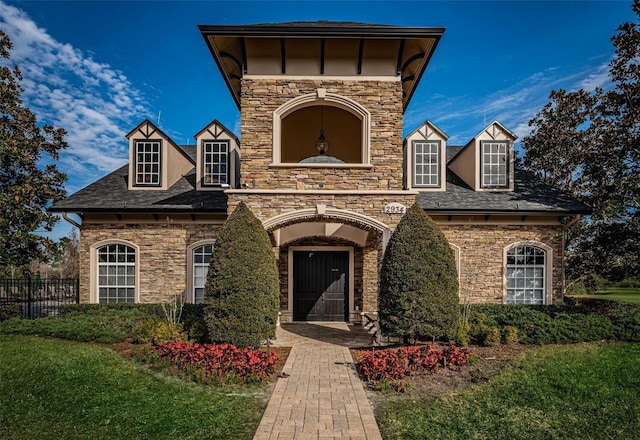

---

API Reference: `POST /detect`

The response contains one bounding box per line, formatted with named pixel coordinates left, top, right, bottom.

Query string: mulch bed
left=105, top=340, right=291, bottom=383
left=350, top=343, right=533, bottom=398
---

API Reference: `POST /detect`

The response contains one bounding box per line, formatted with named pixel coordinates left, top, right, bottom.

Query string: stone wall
left=79, top=223, right=222, bottom=303
left=240, top=78, right=404, bottom=191
left=439, top=224, right=565, bottom=304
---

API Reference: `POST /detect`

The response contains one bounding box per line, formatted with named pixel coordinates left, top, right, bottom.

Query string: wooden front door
left=293, top=251, right=348, bottom=321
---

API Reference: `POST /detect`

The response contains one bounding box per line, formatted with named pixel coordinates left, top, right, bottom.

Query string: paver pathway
left=253, top=322, right=383, bottom=440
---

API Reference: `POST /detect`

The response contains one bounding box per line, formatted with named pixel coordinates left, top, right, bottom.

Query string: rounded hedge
left=204, top=202, right=280, bottom=348
left=379, top=204, right=459, bottom=341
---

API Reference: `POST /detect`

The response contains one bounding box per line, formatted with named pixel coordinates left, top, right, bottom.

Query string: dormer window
left=135, top=140, right=161, bottom=186
left=202, top=140, right=229, bottom=186
left=413, top=140, right=440, bottom=187
left=481, top=141, right=509, bottom=188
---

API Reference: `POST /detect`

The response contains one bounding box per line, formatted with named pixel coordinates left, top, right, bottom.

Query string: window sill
left=269, top=162, right=373, bottom=169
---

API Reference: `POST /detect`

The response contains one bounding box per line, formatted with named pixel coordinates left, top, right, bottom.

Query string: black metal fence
left=0, top=278, right=79, bottom=319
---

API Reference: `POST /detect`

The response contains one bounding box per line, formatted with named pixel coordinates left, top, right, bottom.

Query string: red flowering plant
left=153, top=340, right=278, bottom=384
left=357, top=345, right=472, bottom=386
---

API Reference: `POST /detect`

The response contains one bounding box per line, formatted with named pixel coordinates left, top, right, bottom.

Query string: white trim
left=226, top=189, right=418, bottom=195
left=186, top=239, right=216, bottom=304
left=502, top=241, right=553, bottom=305
left=268, top=163, right=373, bottom=169
left=245, top=74, right=400, bottom=81
left=273, top=92, right=371, bottom=165
left=263, top=207, right=392, bottom=251
left=287, top=246, right=355, bottom=322
left=449, top=242, right=461, bottom=293
left=89, top=239, right=140, bottom=304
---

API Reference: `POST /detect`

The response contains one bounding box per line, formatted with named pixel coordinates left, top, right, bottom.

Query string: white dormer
left=126, top=120, right=194, bottom=191
left=194, top=120, right=240, bottom=190
left=448, top=121, right=516, bottom=192
left=403, top=120, right=448, bottom=191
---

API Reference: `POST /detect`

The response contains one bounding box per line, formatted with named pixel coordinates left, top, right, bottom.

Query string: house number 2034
left=384, top=203, right=406, bottom=214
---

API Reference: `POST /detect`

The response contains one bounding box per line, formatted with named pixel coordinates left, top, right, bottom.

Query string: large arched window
left=273, top=91, right=371, bottom=166
left=505, top=245, right=547, bottom=305
left=96, top=243, right=136, bottom=303
left=187, top=240, right=215, bottom=304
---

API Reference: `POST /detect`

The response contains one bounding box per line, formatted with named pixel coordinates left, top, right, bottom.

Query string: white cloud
left=407, top=60, right=615, bottom=145
left=0, top=1, right=149, bottom=178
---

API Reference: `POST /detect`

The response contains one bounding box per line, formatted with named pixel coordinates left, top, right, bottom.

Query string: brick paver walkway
left=253, top=322, right=382, bottom=440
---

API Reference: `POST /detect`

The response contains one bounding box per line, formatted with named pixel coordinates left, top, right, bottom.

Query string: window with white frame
left=202, top=141, right=229, bottom=186
left=97, top=244, right=136, bottom=303
left=135, top=140, right=161, bottom=185
left=506, top=246, right=545, bottom=305
left=481, top=141, right=508, bottom=188
left=192, top=244, right=213, bottom=304
left=413, top=140, right=440, bottom=187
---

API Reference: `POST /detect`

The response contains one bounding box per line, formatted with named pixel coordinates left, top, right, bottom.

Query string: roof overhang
left=198, top=22, right=445, bottom=111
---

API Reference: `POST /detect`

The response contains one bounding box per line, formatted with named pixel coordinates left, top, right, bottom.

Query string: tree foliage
left=522, top=1, right=640, bottom=281
left=203, top=202, right=279, bottom=348
left=379, top=204, right=459, bottom=341
left=0, top=30, right=67, bottom=270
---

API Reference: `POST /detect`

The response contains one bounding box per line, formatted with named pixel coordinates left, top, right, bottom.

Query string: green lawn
left=572, top=287, right=640, bottom=304
left=375, top=342, right=640, bottom=440
left=0, top=335, right=267, bottom=440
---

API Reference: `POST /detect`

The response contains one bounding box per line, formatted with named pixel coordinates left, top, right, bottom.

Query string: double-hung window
left=202, top=141, right=229, bottom=186
left=413, top=140, right=440, bottom=187
left=135, top=140, right=161, bottom=185
left=192, top=244, right=213, bottom=304
left=97, top=244, right=136, bottom=303
left=481, top=141, right=508, bottom=188
left=506, top=246, right=545, bottom=305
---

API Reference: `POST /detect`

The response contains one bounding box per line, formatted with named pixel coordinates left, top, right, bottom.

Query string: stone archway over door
left=293, top=250, right=349, bottom=321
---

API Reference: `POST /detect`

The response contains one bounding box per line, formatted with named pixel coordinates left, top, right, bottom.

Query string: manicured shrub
left=379, top=204, right=459, bottom=341
left=0, top=316, right=127, bottom=343
left=501, top=326, right=519, bottom=344
left=0, top=304, right=21, bottom=321
left=204, top=202, right=279, bottom=348
left=130, top=318, right=188, bottom=344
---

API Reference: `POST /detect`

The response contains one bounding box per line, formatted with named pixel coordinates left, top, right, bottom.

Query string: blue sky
left=0, top=0, right=636, bottom=241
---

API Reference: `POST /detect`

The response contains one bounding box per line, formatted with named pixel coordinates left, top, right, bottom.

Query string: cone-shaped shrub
left=204, top=202, right=279, bottom=348
left=379, top=204, right=459, bottom=341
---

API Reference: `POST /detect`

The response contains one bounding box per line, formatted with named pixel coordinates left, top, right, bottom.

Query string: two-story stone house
left=51, top=22, right=590, bottom=323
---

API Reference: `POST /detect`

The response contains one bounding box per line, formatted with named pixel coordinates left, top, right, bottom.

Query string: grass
left=0, top=335, right=267, bottom=440
left=586, top=287, right=640, bottom=304
left=375, top=342, right=640, bottom=440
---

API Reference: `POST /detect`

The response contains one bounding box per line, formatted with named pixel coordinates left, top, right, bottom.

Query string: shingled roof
left=415, top=147, right=591, bottom=214
left=51, top=146, right=589, bottom=216
left=50, top=146, right=227, bottom=213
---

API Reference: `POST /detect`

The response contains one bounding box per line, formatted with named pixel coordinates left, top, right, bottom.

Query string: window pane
left=506, top=246, right=546, bottom=305
left=97, top=244, right=136, bottom=303
left=413, top=141, right=439, bottom=187
left=202, top=141, right=229, bottom=186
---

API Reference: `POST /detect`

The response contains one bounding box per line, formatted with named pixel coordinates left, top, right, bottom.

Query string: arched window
left=505, top=245, right=546, bottom=305
left=97, top=243, right=136, bottom=303
left=191, top=243, right=214, bottom=304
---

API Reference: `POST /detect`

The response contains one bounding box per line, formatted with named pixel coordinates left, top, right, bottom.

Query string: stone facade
left=440, top=224, right=565, bottom=305
left=79, top=222, right=222, bottom=303
left=240, top=78, right=404, bottom=191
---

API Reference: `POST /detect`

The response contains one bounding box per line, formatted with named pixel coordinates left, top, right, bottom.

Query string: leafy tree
left=0, top=31, right=67, bottom=272
left=203, top=202, right=279, bottom=348
left=379, top=204, right=459, bottom=342
left=50, top=229, right=80, bottom=279
left=522, top=1, right=640, bottom=282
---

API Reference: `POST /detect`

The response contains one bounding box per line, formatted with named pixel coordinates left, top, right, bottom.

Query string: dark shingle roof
left=52, top=145, right=589, bottom=216
left=50, top=164, right=227, bottom=213
left=416, top=147, right=591, bottom=214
